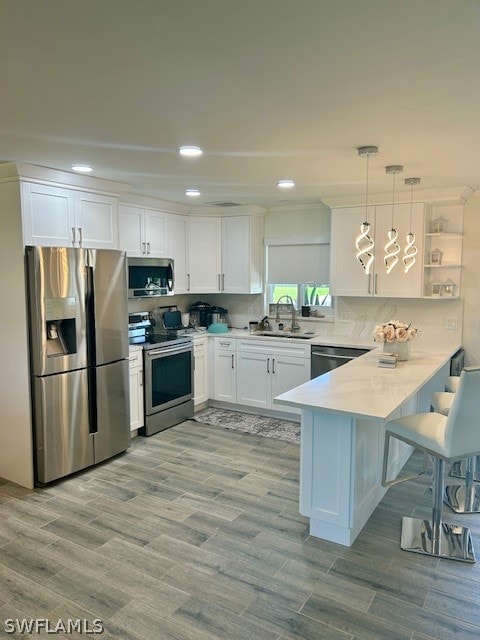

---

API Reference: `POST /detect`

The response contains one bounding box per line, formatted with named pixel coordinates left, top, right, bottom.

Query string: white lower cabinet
left=193, top=336, right=209, bottom=406
left=236, top=339, right=310, bottom=415
left=128, top=346, right=144, bottom=433
left=213, top=337, right=237, bottom=403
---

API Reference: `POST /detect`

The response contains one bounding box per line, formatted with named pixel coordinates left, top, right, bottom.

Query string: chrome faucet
left=275, top=295, right=300, bottom=333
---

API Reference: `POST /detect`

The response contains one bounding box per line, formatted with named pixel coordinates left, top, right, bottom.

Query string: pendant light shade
left=403, top=177, right=420, bottom=273
left=384, top=165, right=403, bottom=274
left=355, top=146, right=378, bottom=274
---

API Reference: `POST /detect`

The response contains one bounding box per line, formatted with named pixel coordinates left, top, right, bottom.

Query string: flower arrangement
left=373, top=320, right=417, bottom=343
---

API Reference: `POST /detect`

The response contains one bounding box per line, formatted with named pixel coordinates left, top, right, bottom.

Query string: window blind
left=266, top=241, right=330, bottom=284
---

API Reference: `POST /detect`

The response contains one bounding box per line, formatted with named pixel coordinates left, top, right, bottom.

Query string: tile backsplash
left=128, top=293, right=463, bottom=349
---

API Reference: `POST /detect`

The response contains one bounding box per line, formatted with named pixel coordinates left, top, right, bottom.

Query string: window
left=267, top=284, right=331, bottom=309
left=265, top=236, right=332, bottom=314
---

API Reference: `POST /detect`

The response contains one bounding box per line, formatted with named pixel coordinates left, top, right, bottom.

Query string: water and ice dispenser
left=45, top=297, right=77, bottom=357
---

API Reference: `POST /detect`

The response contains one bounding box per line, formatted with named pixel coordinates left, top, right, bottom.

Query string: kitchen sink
left=254, top=331, right=315, bottom=340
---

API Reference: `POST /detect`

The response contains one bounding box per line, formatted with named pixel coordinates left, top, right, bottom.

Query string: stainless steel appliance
left=128, top=311, right=194, bottom=435
left=189, top=301, right=212, bottom=328
left=311, top=345, right=370, bottom=378
left=210, top=306, right=228, bottom=325
left=127, top=257, right=174, bottom=298
left=26, top=246, right=130, bottom=484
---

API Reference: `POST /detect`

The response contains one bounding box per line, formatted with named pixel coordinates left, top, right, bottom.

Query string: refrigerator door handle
left=72, top=226, right=76, bottom=246
left=88, top=367, right=98, bottom=434
left=85, top=264, right=97, bottom=365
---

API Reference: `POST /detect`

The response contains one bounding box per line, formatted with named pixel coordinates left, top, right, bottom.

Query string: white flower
left=372, top=320, right=417, bottom=343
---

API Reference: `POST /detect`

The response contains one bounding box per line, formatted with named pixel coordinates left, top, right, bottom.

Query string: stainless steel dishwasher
left=311, top=345, right=370, bottom=378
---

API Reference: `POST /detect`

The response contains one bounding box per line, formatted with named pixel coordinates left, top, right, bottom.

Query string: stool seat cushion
left=387, top=412, right=449, bottom=458
left=431, top=391, right=455, bottom=416
left=446, top=376, right=460, bottom=393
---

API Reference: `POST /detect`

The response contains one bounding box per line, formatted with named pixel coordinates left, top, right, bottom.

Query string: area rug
left=192, top=407, right=300, bottom=444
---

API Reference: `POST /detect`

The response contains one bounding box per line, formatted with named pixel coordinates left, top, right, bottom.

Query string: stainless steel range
left=128, top=311, right=194, bottom=436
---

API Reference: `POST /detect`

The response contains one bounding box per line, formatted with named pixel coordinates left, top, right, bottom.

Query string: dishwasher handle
left=311, top=352, right=353, bottom=361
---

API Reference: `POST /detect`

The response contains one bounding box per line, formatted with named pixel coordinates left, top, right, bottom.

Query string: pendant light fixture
left=355, top=146, right=378, bottom=274
left=403, top=177, right=420, bottom=273
left=384, top=164, right=403, bottom=274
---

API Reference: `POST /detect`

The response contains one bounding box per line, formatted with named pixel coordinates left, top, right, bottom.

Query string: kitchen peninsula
left=274, top=344, right=459, bottom=546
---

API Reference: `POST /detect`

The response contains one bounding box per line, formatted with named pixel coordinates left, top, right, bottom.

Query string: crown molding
left=323, top=185, right=474, bottom=208
left=0, top=161, right=131, bottom=196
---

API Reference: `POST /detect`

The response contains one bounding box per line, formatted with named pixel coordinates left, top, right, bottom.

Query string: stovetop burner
left=130, top=332, right=192, bottom=349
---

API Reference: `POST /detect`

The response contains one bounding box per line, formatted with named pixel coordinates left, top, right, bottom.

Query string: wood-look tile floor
left=1, top=420, right=480, bottom=639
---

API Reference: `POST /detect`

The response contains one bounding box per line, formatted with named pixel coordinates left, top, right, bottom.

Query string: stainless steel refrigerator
left=26, top=246, right=130, bottom=484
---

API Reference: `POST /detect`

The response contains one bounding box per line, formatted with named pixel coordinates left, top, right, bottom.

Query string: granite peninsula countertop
left=274, top=344, right=460, bottom=421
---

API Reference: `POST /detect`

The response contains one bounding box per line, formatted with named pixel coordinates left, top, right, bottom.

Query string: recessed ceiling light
left=185, top=188, right=201, bottom=197
left=71, top=164, right=93, bottom=173
left=277, top=179, right=295, bottom=189
left=178, top=145, right=203, bottom=158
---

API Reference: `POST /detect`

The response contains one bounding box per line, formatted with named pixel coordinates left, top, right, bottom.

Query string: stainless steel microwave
left=127, top=257, right=174, bottom=298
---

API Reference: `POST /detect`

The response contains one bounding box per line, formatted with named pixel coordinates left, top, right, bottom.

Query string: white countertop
left=274, top=344, right=459, bottom=421
left=209, top=328, right=375, bottom=349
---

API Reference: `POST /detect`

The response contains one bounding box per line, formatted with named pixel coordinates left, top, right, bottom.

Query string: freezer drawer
left=33, top=369, right=93, bottom=484
left=94, top=359, right=130, bottom=464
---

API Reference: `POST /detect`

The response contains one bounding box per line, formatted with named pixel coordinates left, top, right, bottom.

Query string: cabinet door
left=271, top=355, right=310, bottom=415
left=222, top=215, right=263, bottom=294
left=193, top=338, right=208, bottom=406
left=375, top=203, right=424, bottom=298
left=213, top=350, right=237, bottom=402
left=236, top=351, right=270, bottom=410
left=222, top=216, right=249, bottom=293
left=75, top=192, right=118, bottom=249
left=21, top=182, right=76, bottom=246
left=168, top=215, right=189, bottom=293
left=187, top=217, right=222, bottom=292
left=330, top=207, right=375, bottom=296
left=144, top=210, right=168, bottom=257
left=119, top=205, right=145, bottom=256
left=128, top=365, right=144, bottom=432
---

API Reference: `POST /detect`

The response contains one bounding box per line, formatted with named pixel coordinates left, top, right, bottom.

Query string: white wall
left=265, top=203, right=331, bottom=238
left=461, top=195, right=480, bottom=365
left=0, top=181, right=34, bottom=488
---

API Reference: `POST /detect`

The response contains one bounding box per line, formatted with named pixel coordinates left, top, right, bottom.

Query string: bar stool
left=431, top=390, right=480, bottom=514
left=444, top=374, right=480, bottom=481
left=382, top=366, right=480, bottom=563
left=446, top=376, right=460, bottom=392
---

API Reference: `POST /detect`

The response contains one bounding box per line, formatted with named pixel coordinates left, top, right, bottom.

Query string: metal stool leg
left=401, top=457, right=475, bottom=562
left=445, top=456, right=480, bottom=513
left=449, top=454, right=480, bottom=481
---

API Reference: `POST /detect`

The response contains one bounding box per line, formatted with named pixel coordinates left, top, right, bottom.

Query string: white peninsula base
left=275, top=347, right=456, bottom=547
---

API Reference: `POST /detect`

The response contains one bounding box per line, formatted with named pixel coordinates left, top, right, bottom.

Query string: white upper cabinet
left=156, top=211, right=265, bottom=295
left=330, top=203, right=425, bottom=298
left=118, top=205, right=168, bottom=257
left=22, top=182, right=119, bottom=249
left=186, top=217, right=222, bottom=293
left=221, top=215, right=263, bottom=294
left=167, top=214, right=189, bottom=294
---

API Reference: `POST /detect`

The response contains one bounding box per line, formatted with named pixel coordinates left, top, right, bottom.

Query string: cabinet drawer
left=128, top=347, right=143, bottom=367
left=214, top=337, right=237, bottom=351
left=238, top=339, right=309, bottom=359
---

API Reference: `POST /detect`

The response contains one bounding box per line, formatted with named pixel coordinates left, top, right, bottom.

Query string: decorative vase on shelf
left=383, top=340, right=411, bottom=361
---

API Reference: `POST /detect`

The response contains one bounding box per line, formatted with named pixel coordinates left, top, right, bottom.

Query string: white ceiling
left=1, top=0, right=480, bottom=208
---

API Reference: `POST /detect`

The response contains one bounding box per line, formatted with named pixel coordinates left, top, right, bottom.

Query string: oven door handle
left=146, top=344, right=192, bottom=357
